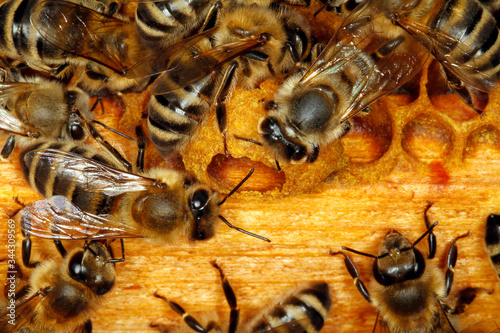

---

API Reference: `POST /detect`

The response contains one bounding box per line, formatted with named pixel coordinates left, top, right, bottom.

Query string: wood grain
left=1, top=2, right=500, bottom=333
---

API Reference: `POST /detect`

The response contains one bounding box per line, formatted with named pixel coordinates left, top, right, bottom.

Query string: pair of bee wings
left=31, top=0, right=266, bottom=95
left=301, top=0, right=492, bottom=124
left=18, top=148, right=162, bottom=240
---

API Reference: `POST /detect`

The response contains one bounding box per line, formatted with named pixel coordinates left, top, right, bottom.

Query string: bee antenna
left=341, top=246, right=378, bottom=259
left=92, top=120, right=135, bottom=141
left=218, top=168, right=255, bottom=206
left=218, top=215, right=270, bottom=242
left=234, top=135, right=263, bottom=146
left=313, top=2, right=329, bottom=17
left=84, top=241, right=97, bottom=256
left=412, top=221, right=439, bottom=248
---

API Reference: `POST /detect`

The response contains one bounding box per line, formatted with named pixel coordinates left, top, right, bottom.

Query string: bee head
left=259, top=116, right=318, bottom=163
left=188, top=187, right=220, bottom=241
left=67, top=241, right=115, bottom=296
left=373, top=230, right=425, bottom=286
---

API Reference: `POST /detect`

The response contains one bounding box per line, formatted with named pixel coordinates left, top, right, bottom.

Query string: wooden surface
left=1, top=2, right=500, bottom=333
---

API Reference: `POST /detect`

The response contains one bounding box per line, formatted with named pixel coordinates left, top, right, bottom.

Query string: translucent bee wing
left=129, top=28, right=268, bottom=95
left=460, top=317, right=500, bottom=333
left=0, top=106, right=32, bottom=137
left=23, top=148, right=159, bottom=195
left=395, top=15, right=496, bottom=92
left=265, top=318, right=320, bottom=333
left=0, top=81, right=37, bottom=103
left=301, top=0, right=429, bottom=123
left=30, top=0, right=131, bottom=74
left=0, top=288, right=48, bottom=332
left=19, top=196, right=143, bottom=240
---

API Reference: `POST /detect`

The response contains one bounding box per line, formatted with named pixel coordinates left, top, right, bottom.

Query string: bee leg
left=1, top=135, right=16, bottom=160
left=215, top=61, right=238, bottom=156
left=444, top=287, right=493, bottom=315
left=153, top=291, right=209, bottom=332
left=86, top=120, right=133, bottom=172
left=83, top=319, right=92, bottom=333
left=211, top=260, right=239, bottom=333
left=21, top=230, right=39, bottom=268
left=330, top=250, right=371, bottom=303
left=135, top=125, right=147, bottom=173
left=442, top=66, right=487, bottom=113
left=199, top=1, right=222, bottom=32
left=106, top=239, right=126, bottom=263
left=423, top=201, right=437, bottom=259
left=444, top=231, right=471, bottom=297
left=53, top=239, right=68, bottom=258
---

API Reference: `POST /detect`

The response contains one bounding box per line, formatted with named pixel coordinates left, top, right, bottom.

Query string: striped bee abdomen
left=20, top=141, right=123, bottom=215
left=248, top=282, right=332, bottom=333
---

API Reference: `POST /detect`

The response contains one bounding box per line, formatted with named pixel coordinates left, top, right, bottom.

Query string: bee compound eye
left=69, top=252, right=86, bottom=283
left=69, top=122, right=85, bottom=140
left=190, top=189, right=210, bottom=220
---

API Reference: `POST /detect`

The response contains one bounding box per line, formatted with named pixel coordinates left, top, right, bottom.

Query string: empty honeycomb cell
left=426, top=60, right=482, bottom=121
left=208, top=155, right=285, bottom=192
left=464, top=125, right=500, bottom=160
left=342, top=103, right=393, bottom=164
left=401, top=113, right=455, bottom=163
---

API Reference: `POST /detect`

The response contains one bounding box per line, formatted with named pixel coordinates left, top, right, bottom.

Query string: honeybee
left=318, top=0, right=500, bottom=112
left=331, top=203, right=479, bottom=333
left=151, top=260, right=331, bottom=332
left=258, top=1, right=429, bottom=163
left=485, top=214, right=500, bottom=278
left=145, top=0, right=311, bottom=156
left=18, top=141, right=269, bottom=243
left=0, top=0, right=149, bottom=93
left=460, top=317, right=500, bottom=332
left=0, top=239, right=118, bottom=333
left=0, top=71, right=93, bottom=159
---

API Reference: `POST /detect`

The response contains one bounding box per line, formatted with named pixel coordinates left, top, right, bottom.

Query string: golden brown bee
left=332, top=203, right=479, bottom=333
left=151, top=260, right=331, bottom=333
left=145, top=0, right=311, bottom=156
left=485, top=214, right=500, bottom=278
left=258, top=0, right=500, bottom=164
left=460, top=316, right=500, bottom=332
left=17, top=141, right=269, bottom=244
left=0, top=73, right=93, bottom=159
left=0, top=239, right=118, bottom=333
left=0, top=0, right=149, bottom=93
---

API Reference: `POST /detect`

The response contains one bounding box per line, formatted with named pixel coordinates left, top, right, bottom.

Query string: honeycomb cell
left=464, top=125, right=500, bottom=160
left=426, top=60, right=481, bottom=121
left=208, top=155, right=285, bottom=192
left=402, top=113, right=455, bottom=163
left=342, top=103, right=393, bottom=164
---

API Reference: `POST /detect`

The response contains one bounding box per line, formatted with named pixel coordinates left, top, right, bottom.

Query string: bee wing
left=460, top=317, right=500, bottom=333
left=19, top=196, right=143, bottom=240
left=30, top=0, right=130, bottom=74
left=0, top=82, right=43, bottom=136
left=128, top=28, right=267, bottom=95
left=0, top=106, right=32, bottom=137
left=301, top=0, right=429, bottom=123
left=24, top=148, right=158, bottom=194
left=395, top=16, right=496, bottom=92
left=0, top=289, right=47, bottom=331
left=265, top=318, right=322, bottom=333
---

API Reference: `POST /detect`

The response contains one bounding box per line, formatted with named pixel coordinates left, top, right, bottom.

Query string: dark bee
left=151, top=260, right=331, bottom=332
left=0, top=239, right=119, bottom=333
left=332, top=203, right=479, bottom=333
left=485, top=214, right=500, bottom=278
